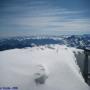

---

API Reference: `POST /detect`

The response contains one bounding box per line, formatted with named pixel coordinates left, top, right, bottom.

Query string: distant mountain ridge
left=0, top=34, right=90, bottom=51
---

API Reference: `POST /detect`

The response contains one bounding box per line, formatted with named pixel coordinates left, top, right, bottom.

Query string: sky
left=0, top=0, right=90, bottom=37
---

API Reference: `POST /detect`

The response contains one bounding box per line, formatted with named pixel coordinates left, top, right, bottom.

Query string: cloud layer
left=0, top=0, right=90, bottom=37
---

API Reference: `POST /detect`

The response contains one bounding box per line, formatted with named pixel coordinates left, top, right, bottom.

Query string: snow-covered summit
left=0, top=45, right=89, bottom=90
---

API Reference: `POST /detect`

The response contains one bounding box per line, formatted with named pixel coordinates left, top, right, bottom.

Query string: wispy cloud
left=0, top=0, right=90, bottom=37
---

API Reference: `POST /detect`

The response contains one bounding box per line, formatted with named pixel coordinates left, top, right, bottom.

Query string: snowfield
left=0, top=45, right=89, bottom=90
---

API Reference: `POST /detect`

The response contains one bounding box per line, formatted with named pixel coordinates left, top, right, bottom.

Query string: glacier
left=0, top=45, right=89, bottom=90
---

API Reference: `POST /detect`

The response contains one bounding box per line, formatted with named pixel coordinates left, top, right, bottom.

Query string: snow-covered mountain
left=0, top=34, right=90, bottom=51
left=0, top=45, right=89, bottom=90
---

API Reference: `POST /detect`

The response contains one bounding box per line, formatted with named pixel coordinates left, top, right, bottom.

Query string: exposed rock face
left=71, top=48, right=90, bottom=74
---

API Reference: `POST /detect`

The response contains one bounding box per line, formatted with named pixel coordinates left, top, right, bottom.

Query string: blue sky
left=0, top=0, right=90, bottom=37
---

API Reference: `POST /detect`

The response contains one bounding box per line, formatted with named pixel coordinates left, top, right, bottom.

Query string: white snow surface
left=0, top=45, right=89, bottom=90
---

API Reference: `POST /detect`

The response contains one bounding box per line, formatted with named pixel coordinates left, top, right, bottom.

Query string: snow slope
left=0, top=45, right=89, bottom=90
